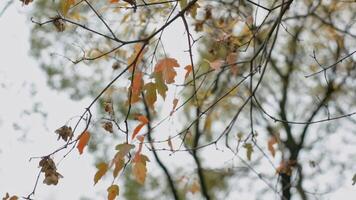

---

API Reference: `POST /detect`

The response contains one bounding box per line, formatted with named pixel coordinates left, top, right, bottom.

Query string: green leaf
left=153, top=72, right=168, bottom=99
left=143, top=82, right=157, bottom=109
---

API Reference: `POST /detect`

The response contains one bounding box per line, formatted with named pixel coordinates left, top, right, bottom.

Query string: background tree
left=6, top=0, right=356, bottom=200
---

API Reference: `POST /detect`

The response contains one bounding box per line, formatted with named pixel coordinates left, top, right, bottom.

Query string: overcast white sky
left=0, top=1, right=356, bottom=200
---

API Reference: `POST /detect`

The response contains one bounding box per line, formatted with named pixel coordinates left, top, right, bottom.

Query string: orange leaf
left=77, top=131, right=90, bottom=155
left=268, top=136, right=277, bottom=157
left=132, top=115, right=149, bottom=140
left=184, top=65, right=192, bottom=79
left=127, top=43, right=146, bottom=72
left=130, top=71, right=143, bottom=104
left=154, top=58, right=180, bottom=84
left=94, top=162, right=108, bottom=185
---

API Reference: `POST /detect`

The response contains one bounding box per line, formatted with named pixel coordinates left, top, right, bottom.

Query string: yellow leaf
left=115, top=143, right=135, bottom=158
left=107, top=185, right=119, bottom=200
left=60, top=0, right=76, bottom=16
left=94, top=162, right=108, bottom=185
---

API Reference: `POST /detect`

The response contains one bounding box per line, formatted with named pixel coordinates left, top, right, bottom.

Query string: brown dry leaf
left=102, top=122, right=113, bottom=133
left=226, top=53, right=238, bottom=75
left=20, top=0, right=33, bottom=5
left=55, top=125, right=73, bottom=142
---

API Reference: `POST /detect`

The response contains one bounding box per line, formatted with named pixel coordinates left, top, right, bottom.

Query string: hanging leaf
left=154, top=58, right=180, bottom=84
left=102, top=122, right=113, bottom=133
left=130, top=71, right=143, bottom=104
left=94, top=162, right=108, bottom=185
left=127, top=43, right=146, bottom=72
left=184, top=65, right=192, bottom=80
left=143, top=82, right=157, bottom=109
left=55, top=125, right=73, bottom=142
left=132, top=154, right=149, bottom=184
left=115, top=143, right=135, bottom=158
left=267, top=136, right=277, bottom=157
left=113, top=158, right=125, bottom=178
left=77, top=131, right=91, bottom=155
left=243, top=143, right=253, bottom=161
left=107, top=185, right=119, bottom=200
left=153, top=72, right=168, bottom=99
left=170, top=98, right=179, bottom=116
left=132, top=115, right=149, bottom=140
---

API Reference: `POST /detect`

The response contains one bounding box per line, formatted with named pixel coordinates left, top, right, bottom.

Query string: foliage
left=6, top=0, right=356, bottom=200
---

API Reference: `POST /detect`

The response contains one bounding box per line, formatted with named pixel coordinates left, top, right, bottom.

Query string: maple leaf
left=94, top=162, right=108, bottom=185
left=132, top=115, right=149, bottom=140
left=77, top=131, right=91, bottom=155
left=154, top=58, right=180, bottom=84
left=107, top=185, right=119, bottom=200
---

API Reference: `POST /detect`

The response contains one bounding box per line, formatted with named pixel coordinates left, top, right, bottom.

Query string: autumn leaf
left=268, top=136, right=277, bottom=157
left=189, top=181, right=200, bottom=194
left=113, top=158, right=124, bottom=178
left=109, top=0, right=119, bottom=3
left=143, top=82, right=157, bottom=109
left=243, top=143, right=253, bottom=161
left=102, top=121, right=113, bottom=133
left=55, top=125, right=73, bottom=142
left=184, top=65, right=192, bottom=80
left=107, top=185, right=119, bottom=200
left=153, top=72, right=168, bottom=99
left=77, top=131, right=91, bottom=155
left=154, top=58, right=180, bottom=84
left=132, top=154, right=149, bottom=184
left=115, top=143, right=135, bottom=158
left=130, top=71, right=143, bottom=104
left=94, top=162, right=108, bottom=185
left=170, top=98, right=179, bottom=116
left=3, top=193, right=19, bottom=200
left=127, top=43, right=146, bottom=72
left=60, top=0, right=76, bottom=16
left=132, top=115, right=149, bottom=140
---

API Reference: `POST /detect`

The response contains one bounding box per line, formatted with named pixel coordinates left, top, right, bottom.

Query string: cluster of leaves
left=11, top=0, right=356, bottom=200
